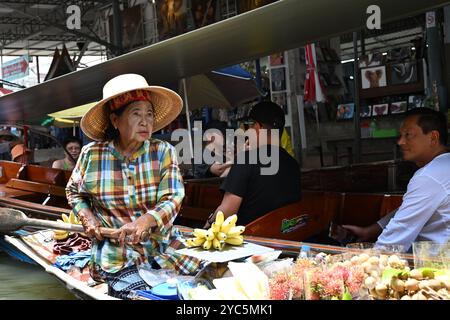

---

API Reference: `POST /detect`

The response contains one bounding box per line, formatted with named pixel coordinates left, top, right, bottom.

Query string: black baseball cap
left=247, top=101, right=285, bottom=130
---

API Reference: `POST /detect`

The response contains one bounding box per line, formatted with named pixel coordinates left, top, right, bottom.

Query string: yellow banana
left=53, top=219, right=69, bottom=240
left=186, top=237, right=205, bottom=247
left=225, top=235, right=244, bottom=246
left=206, top=229, right=215, bottom=241
left=53, top=231, right=69, bottom=241
left=215, top=211, right=224, bottom=227
left=227, top=226, right=245, bottom=237
left=193, top=228, right=208, bottom=239
left=213, top=238, right=224, bottom=250
left=61, top=214, right=69, bottom=223
left=68, top=211, right=81, bottom=225
left=193, top=237, right=206, bottom=246
left=216, top=232, right=227, bottom=241
left=211, top=222, right=220, bottom=233
left=203, top=239, right=212, bottom=250
left=220, top=214, right=238, bottom=234
left=69, top=212, right=74, bottom=224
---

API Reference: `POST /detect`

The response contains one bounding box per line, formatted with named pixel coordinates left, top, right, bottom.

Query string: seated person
left=0, top=129, right=18, bottom=160
left=52, top=136, right=82, bottom=171
left=343, top=108, right=450, bottom=252
left=11, top=143, right=34, bottom=164
left=205, top=101, right=301, bottom=227
left=194, top=120, right=232, bottom=179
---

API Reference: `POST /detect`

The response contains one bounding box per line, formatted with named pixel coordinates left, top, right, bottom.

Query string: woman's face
left=110, top=101, right=154, bottom=144
left=66, top=142, right=81, bottom=161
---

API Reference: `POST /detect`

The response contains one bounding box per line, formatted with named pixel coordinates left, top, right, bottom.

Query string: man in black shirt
left=205, top=101, right=301, bottom=227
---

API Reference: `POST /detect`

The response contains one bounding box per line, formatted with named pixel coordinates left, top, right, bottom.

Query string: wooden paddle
left=0, top=207, right=118, bottom=238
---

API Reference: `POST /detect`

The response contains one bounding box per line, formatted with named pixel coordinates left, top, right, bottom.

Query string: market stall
left=3, top=212, right=449, bottom=300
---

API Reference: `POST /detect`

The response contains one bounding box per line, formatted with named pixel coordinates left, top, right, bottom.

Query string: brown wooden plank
left=6, top=178, right=66, bottom=197
left=0, top=161, right=21, bottom=184
left=22, top=164, right=68, bottom=186
left=336, top=193, right=386, bottom=226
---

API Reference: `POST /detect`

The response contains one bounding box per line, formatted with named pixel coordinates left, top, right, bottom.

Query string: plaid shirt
left=66, top=139, right=201, bottom=275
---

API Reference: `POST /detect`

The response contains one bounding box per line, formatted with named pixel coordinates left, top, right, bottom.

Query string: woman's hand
left=78, top=208, right=104, bottom=241
left=113, top=214, right=156, bottom=246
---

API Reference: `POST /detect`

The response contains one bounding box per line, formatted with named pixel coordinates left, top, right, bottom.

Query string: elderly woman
left=52, top=136, right=82, bottom=170
left=66, top=74, right=201, bottom=299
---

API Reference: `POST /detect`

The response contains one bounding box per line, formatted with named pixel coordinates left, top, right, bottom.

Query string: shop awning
left=44, top=102, right=97, bottom=127
left=0, top=0, right=448, bottom=123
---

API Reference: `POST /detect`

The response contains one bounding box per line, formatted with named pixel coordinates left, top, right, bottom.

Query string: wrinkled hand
left=78, top=208, right=103, bottom=241
left=112, top=215, right=155, bottom=246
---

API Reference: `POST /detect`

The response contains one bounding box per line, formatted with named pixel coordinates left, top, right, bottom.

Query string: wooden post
left=286, top=48, right=304, bottom=166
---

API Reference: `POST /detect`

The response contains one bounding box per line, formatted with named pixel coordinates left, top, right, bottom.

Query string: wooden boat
left=3, top=230, right=115, bottom=300
left=5, top=225, right=415, bottom=300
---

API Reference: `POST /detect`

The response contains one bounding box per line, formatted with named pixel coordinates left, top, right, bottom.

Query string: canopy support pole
left=181, top=78, right=195, bottom=177
left=353, top=31, right=361, bottom=164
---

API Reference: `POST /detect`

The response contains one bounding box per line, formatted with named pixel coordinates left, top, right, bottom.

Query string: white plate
left=176, top=242, right=274, bottom=263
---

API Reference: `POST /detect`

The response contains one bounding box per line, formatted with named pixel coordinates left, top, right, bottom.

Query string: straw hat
left=80, top=74, right=182, bottom=141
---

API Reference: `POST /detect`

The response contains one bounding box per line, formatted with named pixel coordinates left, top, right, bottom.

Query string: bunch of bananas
left=53, top=211, right=82, bottom=241
left=185, top=212, right=245, bottom=250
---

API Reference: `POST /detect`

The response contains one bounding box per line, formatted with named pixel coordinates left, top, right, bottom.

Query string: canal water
left=0, top=252, right=76, bottom=300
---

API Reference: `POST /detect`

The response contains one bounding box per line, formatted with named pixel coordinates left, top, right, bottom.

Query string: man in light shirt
left=343, top=108, right=449, bottom=252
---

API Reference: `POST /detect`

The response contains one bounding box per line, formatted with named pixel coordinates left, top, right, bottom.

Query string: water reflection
left=0, top=252, right=76, bottom=300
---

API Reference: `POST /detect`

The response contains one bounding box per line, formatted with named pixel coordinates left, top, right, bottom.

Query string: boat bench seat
left=244, top=192, right=404, bottom=241
left=16, top=164, right=68, bottom=186
left=244, top=191, right=340, bottom=241
left=6, top=178, right=66, bottom=198
left=178, top=182, right=223, bottom=225
left=334, top=192, right=404, bottom=227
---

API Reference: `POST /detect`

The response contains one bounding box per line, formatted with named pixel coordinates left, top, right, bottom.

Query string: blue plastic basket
left=136, top=282, right=180, bottom=300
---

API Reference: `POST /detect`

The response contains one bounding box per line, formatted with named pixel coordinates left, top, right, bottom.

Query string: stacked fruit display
left=185, top=212, right=246, bottom=250
left=349, top=253, right=450, bottom=300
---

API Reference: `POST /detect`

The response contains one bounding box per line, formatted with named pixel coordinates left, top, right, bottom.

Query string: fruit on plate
left=185, top=212, right=245, bottom=250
